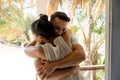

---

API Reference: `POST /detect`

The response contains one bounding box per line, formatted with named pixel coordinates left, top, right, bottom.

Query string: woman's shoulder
left=36, top=46, right=46, bottom=60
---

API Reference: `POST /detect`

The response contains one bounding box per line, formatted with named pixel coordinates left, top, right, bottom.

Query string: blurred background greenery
left=0, top=0, right=105, bottom=80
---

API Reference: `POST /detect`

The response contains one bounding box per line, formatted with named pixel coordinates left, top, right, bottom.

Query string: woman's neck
left=43, top=38, right=53, bottom=44
left=46, top=38, right=56, bottom=46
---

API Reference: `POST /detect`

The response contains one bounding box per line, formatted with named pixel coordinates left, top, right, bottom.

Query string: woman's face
left=32, top=32, right=42, bottom=42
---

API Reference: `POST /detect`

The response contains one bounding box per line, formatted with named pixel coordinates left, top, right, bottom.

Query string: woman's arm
left=24, top=40, right=46, bottom=60
left=24, top=46, right=46, bottom=60
left=25, top=40, right=37, bottom=47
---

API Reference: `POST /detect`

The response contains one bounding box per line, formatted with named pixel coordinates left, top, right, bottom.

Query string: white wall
left=36, top=0, right=48, bottom=17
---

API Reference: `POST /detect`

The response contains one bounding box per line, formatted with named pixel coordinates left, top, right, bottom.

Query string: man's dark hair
left=31, top=14, right=55, bottom=40
left=50, top=11, right=70, bottom=22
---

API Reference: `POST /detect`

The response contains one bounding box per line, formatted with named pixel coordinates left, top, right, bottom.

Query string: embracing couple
left=24, top=11, right=85, bottom=80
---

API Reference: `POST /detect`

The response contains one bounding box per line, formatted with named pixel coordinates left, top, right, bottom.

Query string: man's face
left=52, top=17, right=68, bottom=36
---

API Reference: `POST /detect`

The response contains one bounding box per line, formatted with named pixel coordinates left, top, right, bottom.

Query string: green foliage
left=92, top=14, right=105, bottom=35
left=0, top=0, right=36, bottom=46
left=0, top=17, right=6, bottom=25
left=96, top=69, right=105, bottom=80
left=72, top=5, right=105, bottom=66
left=68, top=25, right=78, bottom=35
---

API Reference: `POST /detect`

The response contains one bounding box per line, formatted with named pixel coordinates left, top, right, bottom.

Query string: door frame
left=105, top=0, right=112, bottom=80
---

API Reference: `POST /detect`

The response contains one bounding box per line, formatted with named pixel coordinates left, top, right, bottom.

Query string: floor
left=0, top=43, right=36, bottom=80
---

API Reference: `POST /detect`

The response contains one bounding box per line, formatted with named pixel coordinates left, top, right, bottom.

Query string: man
left=35, top=12, right=86, bottom=79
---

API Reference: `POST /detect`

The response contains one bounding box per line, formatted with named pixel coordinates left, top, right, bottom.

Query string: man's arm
left=45, top=44, right=85, bottom=68
left=53, top=43, right=85, bottom=68
left=35, top=59, right=79, bottom=80
left=47, top=66, right=79, bottom=80
left=37, top=43, right=85, bottom=78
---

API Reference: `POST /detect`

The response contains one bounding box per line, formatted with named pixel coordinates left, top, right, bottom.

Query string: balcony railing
left=80, top=65, right=105, bottom=80
left=80, top=65, right=105, bottom=71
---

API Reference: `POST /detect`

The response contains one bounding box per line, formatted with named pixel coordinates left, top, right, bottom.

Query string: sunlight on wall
left=0, top=43, right=36, bottom=80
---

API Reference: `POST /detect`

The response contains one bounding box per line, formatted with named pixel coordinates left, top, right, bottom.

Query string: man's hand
left=37, top=60, right=56, bottom=80
left=71, top=65, right=80, bottom=74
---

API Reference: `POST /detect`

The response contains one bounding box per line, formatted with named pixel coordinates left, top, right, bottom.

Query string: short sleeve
left=71, top=36, right=79, bottom=44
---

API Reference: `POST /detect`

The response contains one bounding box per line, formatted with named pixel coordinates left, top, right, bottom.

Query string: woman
left=24, top=14, right=81, bottom=80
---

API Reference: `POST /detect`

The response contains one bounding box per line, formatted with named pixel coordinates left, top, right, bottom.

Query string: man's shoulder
left=64, top=29, right=72, bottom=36
left=66, top=28, right=72, bottom=33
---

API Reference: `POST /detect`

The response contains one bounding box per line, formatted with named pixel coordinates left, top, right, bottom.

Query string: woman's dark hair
left=50, top=11, right=70, bottom=22
left=31, top=14, right=55, bottom=40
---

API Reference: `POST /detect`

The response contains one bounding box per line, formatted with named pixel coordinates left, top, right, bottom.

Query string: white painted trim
left=105, top=0, right=112, bottom=80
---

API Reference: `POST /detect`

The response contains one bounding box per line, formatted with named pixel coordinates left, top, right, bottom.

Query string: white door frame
left=105, top=0, right=112, bottom=80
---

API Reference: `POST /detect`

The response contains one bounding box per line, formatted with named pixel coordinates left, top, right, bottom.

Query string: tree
left=0, top=0, right=36, bottom=47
